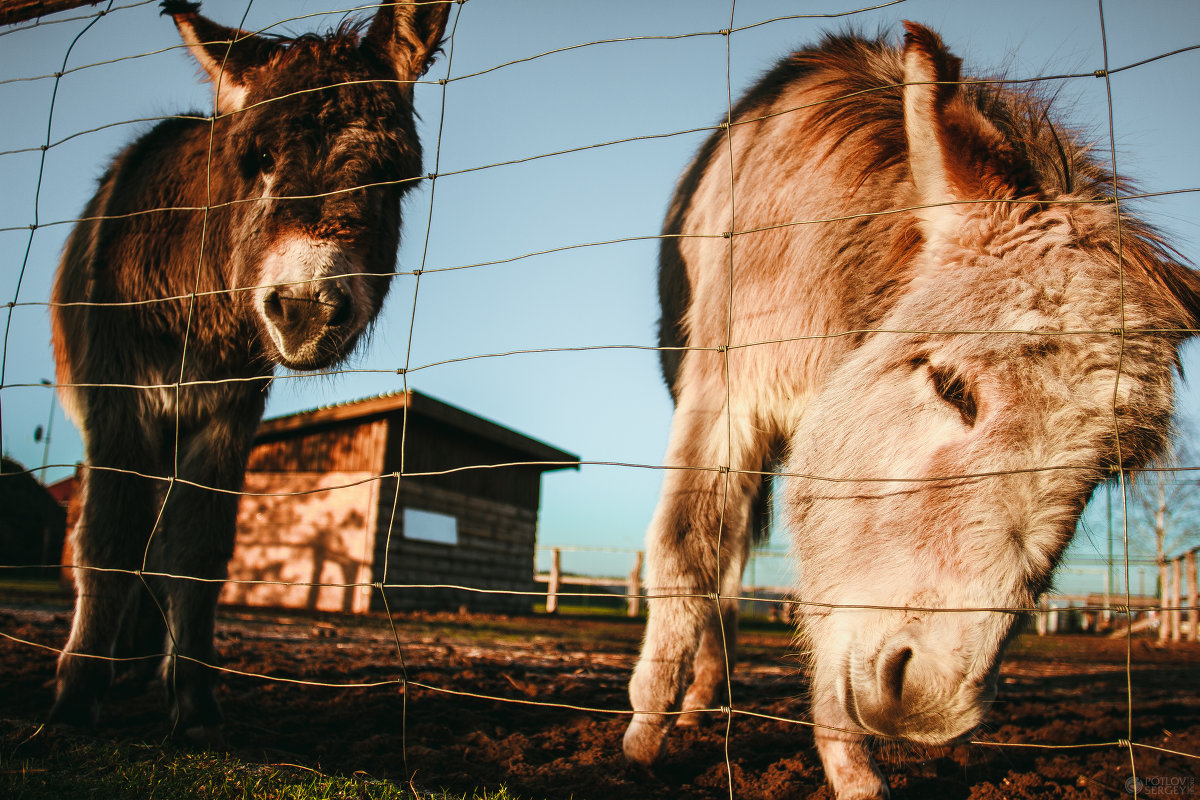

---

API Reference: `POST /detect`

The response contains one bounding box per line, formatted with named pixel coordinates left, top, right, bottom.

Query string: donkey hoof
left=622, top=715, right=669, bottom=767
left=47, top=695, right=100, bottom=730
left=675, top=709, right=710, bottom=728
left=176, top=723, right=225, bottom=749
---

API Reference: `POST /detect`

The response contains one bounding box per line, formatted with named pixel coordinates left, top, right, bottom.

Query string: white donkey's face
left=786, top=227, right=1181, bottom=744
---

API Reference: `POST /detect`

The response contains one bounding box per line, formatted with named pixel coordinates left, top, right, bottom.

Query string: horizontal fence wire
left=2, top=0, right=1200, bottom=798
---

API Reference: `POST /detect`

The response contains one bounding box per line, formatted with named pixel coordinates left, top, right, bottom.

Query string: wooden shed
left=220, top=390, right=577, bottom=615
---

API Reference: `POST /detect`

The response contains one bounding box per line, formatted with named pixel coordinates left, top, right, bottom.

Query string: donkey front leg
left=157, top=514, right=234, bottom=745
left=52, top=443, right=160, bottom=727
left=678, top=480, right=762, bottom=726
left=676, top=560, right=747, bottom=727
left=157, top=406, right=260, bottom=742
left=624, top=405, right=760, bottom=765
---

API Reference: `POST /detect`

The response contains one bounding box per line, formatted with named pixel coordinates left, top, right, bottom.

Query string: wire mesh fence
left=2, top=1, right=1200, bottom=797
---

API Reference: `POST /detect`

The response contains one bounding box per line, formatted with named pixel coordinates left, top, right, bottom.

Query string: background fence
left=2, top=1, right=1200, bottom=798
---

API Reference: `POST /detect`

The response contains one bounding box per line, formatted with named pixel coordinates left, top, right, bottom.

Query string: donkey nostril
left=880, top=646, right=914, bottom=705
left=325, top=289, right=352, bottom=328
left=262, top=289, right=284, bottom=323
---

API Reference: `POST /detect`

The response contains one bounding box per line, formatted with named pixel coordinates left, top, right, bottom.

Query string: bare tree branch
left=0, top=1, right=107, bottom=27
left=1129, top=425, right=1200, bottom=563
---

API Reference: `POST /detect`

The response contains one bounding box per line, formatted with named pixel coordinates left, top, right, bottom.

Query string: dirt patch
left=2, top=600, right=1198, bottom=799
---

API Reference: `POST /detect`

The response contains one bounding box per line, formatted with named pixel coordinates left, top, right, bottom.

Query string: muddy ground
left=2, top=597, right=1198, bottom=799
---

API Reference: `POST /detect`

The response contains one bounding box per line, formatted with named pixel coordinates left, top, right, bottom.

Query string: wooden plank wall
left=373, top=477, right=539, bottom=613
left=222, top=471, right=380, bottom=614
left=388, top=416, right=545, bottom=510
left=247, top=418, right=388, bottom=475
left=239, top=411, right=549, bottom=613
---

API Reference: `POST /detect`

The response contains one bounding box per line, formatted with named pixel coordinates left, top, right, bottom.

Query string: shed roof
left=255, top=390, right=579, bottom=471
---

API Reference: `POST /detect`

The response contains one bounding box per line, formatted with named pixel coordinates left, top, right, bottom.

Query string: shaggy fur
left=49, top=1, right=449, bottom=740
left=627, top=22, right=1200, bottom=799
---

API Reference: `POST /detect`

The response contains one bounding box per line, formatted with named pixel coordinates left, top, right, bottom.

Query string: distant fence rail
left=536, top=545, right=1200, bottom=640
left=534, top=546, right=794, bottom=618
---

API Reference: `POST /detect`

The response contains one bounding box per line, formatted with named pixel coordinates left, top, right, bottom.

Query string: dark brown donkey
left=49, top=0, right=450, bottom=740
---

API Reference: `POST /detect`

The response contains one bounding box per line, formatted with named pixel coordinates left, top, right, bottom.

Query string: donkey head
left=787, top=22, right=1200, bottom=746
left=163, top=0, right=450, bottom=369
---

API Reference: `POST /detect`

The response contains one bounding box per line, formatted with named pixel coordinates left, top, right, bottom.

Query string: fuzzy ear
left=161, top=1, right=280, bottom=114
left=902, top=21, right=1038, bottom=245
left=361, top=1, right=452, bottom=92
left=901, top=22, right=962, bottom=244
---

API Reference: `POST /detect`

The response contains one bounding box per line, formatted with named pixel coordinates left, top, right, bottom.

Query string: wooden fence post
left=627, top=550, right=644, bottom=618
left=1159, top=560, right=1170, bottom=643
left=1186, top=549, right=1198, bottom=643
left=1170, top=556, right=1183, bottom=642
left=546, top=547, right=561, bottom=615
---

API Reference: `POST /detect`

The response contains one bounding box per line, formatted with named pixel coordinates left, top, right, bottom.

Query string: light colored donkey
left=624, top=22, right=1200, bottom=799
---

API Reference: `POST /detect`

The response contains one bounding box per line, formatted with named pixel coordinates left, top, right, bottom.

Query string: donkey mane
left=264, top=19, right=371, bottom=64
left=658, top=28, right=1200, bottom=396
left=272, top=16, right=447, bottom=79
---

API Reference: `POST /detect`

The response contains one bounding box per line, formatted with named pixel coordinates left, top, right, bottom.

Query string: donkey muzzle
left=843, top=632, right=998, bottom=744
left=261, top=280, right=353, bottom=368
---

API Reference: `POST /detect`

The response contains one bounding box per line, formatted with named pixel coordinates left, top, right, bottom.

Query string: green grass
left=0, top=578, right=69, bottom=602
left=0, top=733, right=525, bottom=800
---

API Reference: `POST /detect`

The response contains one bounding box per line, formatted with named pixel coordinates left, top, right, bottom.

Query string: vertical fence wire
left=1093, top=0, right=1140, bottom=786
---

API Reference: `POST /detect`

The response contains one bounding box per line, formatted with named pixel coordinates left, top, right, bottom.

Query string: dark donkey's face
left=166, top=1, right=450, bottom=369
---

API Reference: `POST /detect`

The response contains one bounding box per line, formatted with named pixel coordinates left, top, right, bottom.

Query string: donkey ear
left=362, top=1, right=452, bottom=91
left=162, top=1, right=280, bottom=114
left=902, top=21, right=1037, bottom=245
left=901, top=22, right=962, bottom=244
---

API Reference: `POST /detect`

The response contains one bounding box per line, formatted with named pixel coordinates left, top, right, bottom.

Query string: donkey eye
left=929, top=367, right=978, bottom=427
left=241, top=143, right=276, bottom=178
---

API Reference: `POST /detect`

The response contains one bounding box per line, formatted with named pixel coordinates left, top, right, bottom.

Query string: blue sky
left=2, top=0, right=1198, bottom=589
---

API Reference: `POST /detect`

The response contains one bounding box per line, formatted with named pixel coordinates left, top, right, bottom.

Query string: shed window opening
left=403, top=507, right=459, bottom=546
